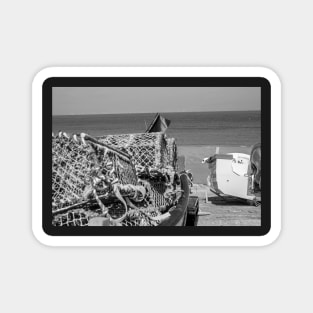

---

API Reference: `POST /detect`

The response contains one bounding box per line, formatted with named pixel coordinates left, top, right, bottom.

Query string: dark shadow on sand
left=207, top=196, right=252, bottom=206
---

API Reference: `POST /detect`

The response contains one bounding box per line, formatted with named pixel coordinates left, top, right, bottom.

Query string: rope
left=91, top=178, right=108, bottom=215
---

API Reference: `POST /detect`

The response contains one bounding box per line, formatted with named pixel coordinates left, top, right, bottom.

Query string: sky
left=52, top=87, right=261, bottom=115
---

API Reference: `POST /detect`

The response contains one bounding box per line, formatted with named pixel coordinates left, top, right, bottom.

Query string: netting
left=166, top=137, right=177, bottom=169
left=98, top=132, right=176, bottom=169
left=51, top=179, right=178, bottom=226
left=52, top=131, right=179, bottom=226
left=52, top=208, right=101, bottom=226
left=147, top=181, right=168, bottom=207
left=52, top=133, right=137, bottom=212
left=52, top=206, right=164, bottom=227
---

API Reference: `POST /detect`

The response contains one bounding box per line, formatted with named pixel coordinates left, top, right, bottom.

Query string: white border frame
left=32, top=67, right=281, bottom=246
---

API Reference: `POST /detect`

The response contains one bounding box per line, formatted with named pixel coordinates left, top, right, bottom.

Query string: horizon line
left=53, top=109, right=261, bottom=117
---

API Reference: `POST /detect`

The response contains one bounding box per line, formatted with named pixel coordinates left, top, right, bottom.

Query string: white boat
left=204, top=152, right=260, bottom=202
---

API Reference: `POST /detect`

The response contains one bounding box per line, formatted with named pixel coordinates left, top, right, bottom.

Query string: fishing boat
left=203, top=150, right=261, bottom=204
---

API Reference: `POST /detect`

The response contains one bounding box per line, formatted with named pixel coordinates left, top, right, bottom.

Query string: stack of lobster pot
left=52, top=131, right=179, bottom=226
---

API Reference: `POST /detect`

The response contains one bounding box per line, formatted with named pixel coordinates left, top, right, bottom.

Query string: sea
left=52, top=111, right=260, bottom=146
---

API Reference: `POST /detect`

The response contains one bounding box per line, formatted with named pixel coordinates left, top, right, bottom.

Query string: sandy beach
left=190, top=184, right=261, bottom=226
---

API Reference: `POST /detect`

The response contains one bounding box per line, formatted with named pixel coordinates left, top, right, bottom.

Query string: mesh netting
left=52, top=179, right=177, bottom=226
left=116, top=208, right=162, bottom=226
left=52, top=132, right=179, bottom=226
left=52, top=206, right=163, bottom=227
left=98, top=132, right=176, bottom=169
left=52, top=208, right=101, bottom=226
left=52, top=133, right=137, bottom=212
left=166, top=137, right=177, bottom=169
left=147, top=181, right=168, bottom=207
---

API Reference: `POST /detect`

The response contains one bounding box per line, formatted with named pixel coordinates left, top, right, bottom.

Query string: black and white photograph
left=52, top=86, right=261, bottom=227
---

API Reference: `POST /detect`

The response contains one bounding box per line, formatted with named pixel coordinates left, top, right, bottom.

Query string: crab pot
left=98, top=132, right=176, bottom=169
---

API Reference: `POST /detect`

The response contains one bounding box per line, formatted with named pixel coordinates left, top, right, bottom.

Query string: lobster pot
left=98, top=132, right=175, bottom=169
left=53, top=181, right=170, bottom=227
left=139, top=180, right=168, bottom=207
left=52, top=134, right=137, bottom=212
left=165, top=137, right=177, bottom=169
